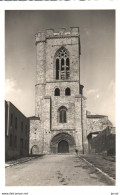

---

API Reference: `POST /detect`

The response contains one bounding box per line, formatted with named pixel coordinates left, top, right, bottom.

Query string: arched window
left=56, top=59, right=59, bottom=80
left=55, top=47, right=70, bottom=80
left=66, top=58, right=70, bottom=79
left=58, top=106, right=67, bottom=123
left=55, top=88, right=60, bottom=96
left=65, top=87, right=71, bottom=96
left=61, top=58, right=64, bottom=71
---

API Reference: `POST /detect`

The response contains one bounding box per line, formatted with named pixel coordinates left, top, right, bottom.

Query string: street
left=6, top=154, right=112, bottom=186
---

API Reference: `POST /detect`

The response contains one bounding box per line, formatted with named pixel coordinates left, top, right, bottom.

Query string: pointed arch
left=50, top=132, right=76, bottom=154
left=55, top=47, right=70, bottom=80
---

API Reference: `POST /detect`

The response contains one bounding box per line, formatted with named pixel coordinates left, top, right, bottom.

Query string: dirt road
left=6, top=154, right=112, bottom=186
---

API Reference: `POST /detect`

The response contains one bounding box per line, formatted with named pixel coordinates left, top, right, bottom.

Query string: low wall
left=88, top=127, right=115, bottom=156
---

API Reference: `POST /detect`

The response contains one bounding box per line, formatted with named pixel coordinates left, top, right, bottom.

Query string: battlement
left=35, top=27, right=79, bottom=44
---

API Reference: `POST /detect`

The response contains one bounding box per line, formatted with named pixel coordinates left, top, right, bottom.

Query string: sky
left=5, top=10, right=115, bottom=125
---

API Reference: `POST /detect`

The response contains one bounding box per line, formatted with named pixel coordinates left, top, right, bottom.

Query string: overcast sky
left=5, top=10, right=115, bottom=125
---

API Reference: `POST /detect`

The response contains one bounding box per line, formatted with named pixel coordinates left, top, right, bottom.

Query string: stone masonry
left=29, top=27, right=88, bottom=154
left=29, top=27, right=112, bottom=155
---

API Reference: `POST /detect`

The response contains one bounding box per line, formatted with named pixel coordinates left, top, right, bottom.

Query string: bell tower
left=29, top=27, right=88, bottom=154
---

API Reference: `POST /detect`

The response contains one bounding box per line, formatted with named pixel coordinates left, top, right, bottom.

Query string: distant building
left=5, top=101, right=29, bottom=161
left=86, top=113, right=113, bottom=135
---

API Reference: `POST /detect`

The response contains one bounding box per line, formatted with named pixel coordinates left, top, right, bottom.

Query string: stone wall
left=87, top=115, right=113, bottom=135
left=35, top=28, right=80, bottom=117
left=31, top=27, right=88, bottom=154
left=82, top=97, right=88, bottom=154
left=88, top=127, right=115, bottom=155
left=45, top=37, right=80, bottom=82
left=29, top=117, right=44, bottom=154
left=43, top=97, right=51, bottom=153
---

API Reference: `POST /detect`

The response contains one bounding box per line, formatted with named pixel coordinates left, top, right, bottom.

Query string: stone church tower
left=29, top=27, right=88, bottom=154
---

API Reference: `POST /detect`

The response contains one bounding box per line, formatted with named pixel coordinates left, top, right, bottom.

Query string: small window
left=56, top=59, right=59, bottom=80
left=60, top=109, right=66, bottom=123
left=61, top=58, right=64, bottom=71
left=14, top=136, right=17, bottom=148
left=20, top=138, right=24, bottom=155
left=66, top=58, right=70, bottom=79
left=20, top=138, right=23, bottom=148
left=59, top=106, right=67, bottom=123
left=15, top=117, right=17, bottom=129
left=21, top=121, right=23, bottom=132
left=65, top=87, right=71, bottom=96
left=25, top=140, right=27, bottom=150
left=55, top=88, right=60, bottom=96
left=10, top=114, right=13, bottom=126
left=9, top=134, right=12, bottom=147
left=25, top=125, right=27, bottom=136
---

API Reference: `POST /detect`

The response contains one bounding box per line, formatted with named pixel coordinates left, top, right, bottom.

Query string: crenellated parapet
left=35, top=27, right=80, bottom=44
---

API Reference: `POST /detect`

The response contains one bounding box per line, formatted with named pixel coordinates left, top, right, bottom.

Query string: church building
left=29, top=27, right=112, bottom=155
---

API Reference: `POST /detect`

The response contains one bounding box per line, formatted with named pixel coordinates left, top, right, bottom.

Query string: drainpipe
left=78, top=35, right=81, bottom=94
left=81, top=95, right=84, bottom=154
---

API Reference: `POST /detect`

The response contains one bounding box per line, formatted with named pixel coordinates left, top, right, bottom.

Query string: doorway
left=31, top=145, right=39, bottom=154
left=58, top=140, right=69, bottom=153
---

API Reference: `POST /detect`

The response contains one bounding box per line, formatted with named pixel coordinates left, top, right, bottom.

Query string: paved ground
left=5, top=154, right=114, bottom=186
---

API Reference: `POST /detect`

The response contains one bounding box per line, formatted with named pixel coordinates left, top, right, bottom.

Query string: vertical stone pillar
left=29, top=117, right=44, bottom=154
left=34, top=37, right=46, bottom=154
left=43, top=96, right=51, bottom=154
left=81, top=96, right=88, bottom=154
left=35, top=41, right=46, bottom=117
left=75, top=95, right=83, bottom=153
left=75, top=95, right=88, bottom=154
